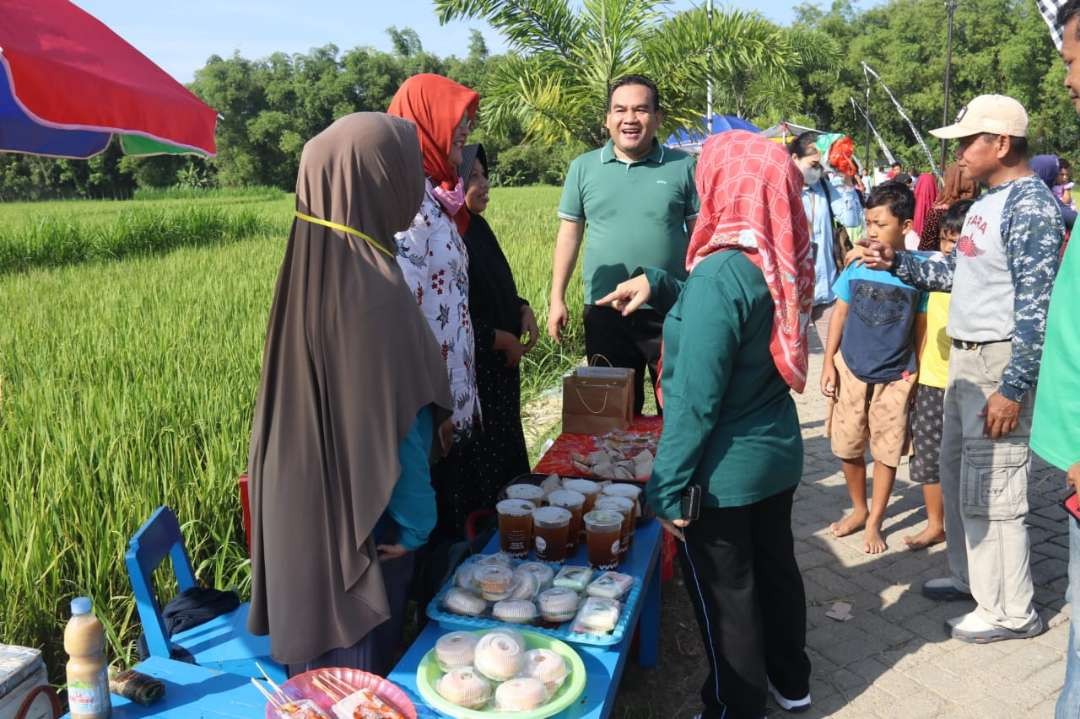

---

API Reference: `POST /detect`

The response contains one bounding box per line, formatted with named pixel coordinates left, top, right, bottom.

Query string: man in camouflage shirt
left=862, top=94, right=1063, bottom=644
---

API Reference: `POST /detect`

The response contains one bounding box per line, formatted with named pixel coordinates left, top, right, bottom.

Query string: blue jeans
left=1057, top=517, right=1080, bottom=718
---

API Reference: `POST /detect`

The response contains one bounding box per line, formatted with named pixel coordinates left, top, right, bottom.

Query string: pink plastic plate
left=262, top=667, right=417, bottom=719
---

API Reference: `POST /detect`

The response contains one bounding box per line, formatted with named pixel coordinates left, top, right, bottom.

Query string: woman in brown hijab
left=918, top=162, right=979, bottom=251
left=246, top=112, right=452, bottom=674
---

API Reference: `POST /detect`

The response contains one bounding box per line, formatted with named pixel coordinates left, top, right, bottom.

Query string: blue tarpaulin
left=665, top=115, right=760, bottom=153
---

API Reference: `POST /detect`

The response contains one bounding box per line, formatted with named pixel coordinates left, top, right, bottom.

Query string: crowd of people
left=239, top=0, right=1080, bottom=714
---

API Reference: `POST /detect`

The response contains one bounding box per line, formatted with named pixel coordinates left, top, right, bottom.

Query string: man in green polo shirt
left=547, top=75, right=699, bottom=413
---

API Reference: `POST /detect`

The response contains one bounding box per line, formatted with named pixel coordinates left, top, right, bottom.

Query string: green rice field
left=0, top=186, right=583, bottom=677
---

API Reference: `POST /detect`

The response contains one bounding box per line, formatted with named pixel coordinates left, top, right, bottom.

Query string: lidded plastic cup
left=532, top=506, right=572, bottom=562
left=602, top=482, right=642, bottom=511
left=595, top=495, right=635, bottom=554
left=583, top=509, right=624, bottom=570
left=497, top=499, right=537, bottom=558
left=563, top=479, right=601, bottom=512
left=547, top=489, right=585, bottom=511
left=547, top=489, right=586, bottom=551
left=505, top=483, right=545, bottom=504
left=496, top=499, right=536, bottom=516
left=532, top=505, right=572, bottom=527
left=563, top=478, right=600, bottom=496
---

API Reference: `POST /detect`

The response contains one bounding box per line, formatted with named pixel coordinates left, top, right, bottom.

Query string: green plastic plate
left=416, top=629, right=587, bottom=719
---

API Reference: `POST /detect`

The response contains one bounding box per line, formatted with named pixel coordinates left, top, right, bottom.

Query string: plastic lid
left=70, top=597, right=92, bottom=615
left=583, top=509, right=623, bottom=528
left=563, top=479, right=600, bottom=494
left=547, top=489, right=585, bottom=508
left=505, top=484, right=545, bottom=501
left=602, top=483, right=642, bottom=498
left=496, top=499, right=536, bottom=516
left=595, top=496, right=633, bottom=514
left=532, top=506, right=572, bottom=525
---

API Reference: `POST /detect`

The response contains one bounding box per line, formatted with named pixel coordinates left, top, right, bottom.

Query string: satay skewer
left=250, top=678, right=284, bottom=709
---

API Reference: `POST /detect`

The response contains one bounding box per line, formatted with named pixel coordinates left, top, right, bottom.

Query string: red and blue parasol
left=0, top=0, right=217, bottom=159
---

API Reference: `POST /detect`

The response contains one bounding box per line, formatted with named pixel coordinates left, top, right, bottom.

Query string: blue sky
left=73, top=0, right=847, bottom=83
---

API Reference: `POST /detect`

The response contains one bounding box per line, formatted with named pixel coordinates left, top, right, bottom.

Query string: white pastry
left=434, top=631, right=478, bottom=672
left=494, top=677, right=548, bottom=712
left=553, top=565, right=593, bottom=591
left=586, top=571, right=634, bottom=600
left=473, top=630, right=526, bottom=682
left=516, top=562, right=555, bottom=590
left=454, top=563, right=478, bottom=591
left=492, top=599, right=538, bottom=624
left=436, top=667, right=492, bottom=709
left=536, top=587, right=580, bottom=623
left=523, top=648, right=570, bottom=693
left=540, top=474, right=562, bottom=496
left=475, top=552, right=514, bottom=568
left=507, top=569, right=540, bottom=601
left=474, top=564, right=514, bottom=601
left=571, top=596, right=621, bottom=634
left=443, top=587, right=486, bottom=617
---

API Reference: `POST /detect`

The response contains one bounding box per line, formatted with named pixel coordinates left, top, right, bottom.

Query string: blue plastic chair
left=125, top=506, right=285, bottom=682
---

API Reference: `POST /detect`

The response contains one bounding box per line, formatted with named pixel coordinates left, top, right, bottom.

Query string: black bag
left=136, top=586, right=239, bottom=662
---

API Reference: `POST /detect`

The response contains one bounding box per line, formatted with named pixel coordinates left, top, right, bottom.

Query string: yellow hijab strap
left=294, top=211, right=394, bottom=259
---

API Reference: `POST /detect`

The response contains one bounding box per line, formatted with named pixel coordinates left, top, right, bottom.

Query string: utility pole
left=941, top=0, right=958, bottom=170
left=706, top=0, right=713, bottom=136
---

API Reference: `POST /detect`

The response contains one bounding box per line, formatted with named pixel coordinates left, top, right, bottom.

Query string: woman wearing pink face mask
left=389, top=74, right=481, bottom=540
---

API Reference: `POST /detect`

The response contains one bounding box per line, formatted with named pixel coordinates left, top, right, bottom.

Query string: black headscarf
left=459, top=144, right=525, bottom=351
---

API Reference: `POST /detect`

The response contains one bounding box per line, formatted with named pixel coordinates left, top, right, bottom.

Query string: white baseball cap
left=930, top=94, right=1028, bottom=139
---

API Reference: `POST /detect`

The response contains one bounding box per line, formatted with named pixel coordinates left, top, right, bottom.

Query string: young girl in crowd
left=904, top=199, right=974, bottom=550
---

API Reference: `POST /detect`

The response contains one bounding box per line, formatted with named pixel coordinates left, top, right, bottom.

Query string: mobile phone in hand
left=681, top=484, right=702, bottom=522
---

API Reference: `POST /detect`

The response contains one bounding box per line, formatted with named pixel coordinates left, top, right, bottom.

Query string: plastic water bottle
left=64, top=597, right=112, bottom=719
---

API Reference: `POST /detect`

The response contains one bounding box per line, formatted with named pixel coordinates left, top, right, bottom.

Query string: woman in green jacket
left=599, top=131, right=814, bottom=718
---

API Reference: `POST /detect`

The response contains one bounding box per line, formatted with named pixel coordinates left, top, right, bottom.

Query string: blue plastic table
left=60, top=655, right=266, bottom=719
left=388, top=519, right=662, bottom=719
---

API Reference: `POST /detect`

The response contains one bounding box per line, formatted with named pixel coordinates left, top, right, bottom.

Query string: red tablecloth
left=533, top=415, right=664, bottom=480
left=532, top=415, right=676, bottom=582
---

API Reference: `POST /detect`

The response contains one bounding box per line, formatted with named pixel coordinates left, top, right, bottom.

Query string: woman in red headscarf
left=599, top=130, right=814, bottom=718
left=388, top=74, right=483, bottom=541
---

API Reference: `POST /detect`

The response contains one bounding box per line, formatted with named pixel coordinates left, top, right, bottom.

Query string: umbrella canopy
left=666, top=115, right=760, bottom=153
left=0, top=0, right=217, bottom=159
left=759, top=120, right=827, bottom=144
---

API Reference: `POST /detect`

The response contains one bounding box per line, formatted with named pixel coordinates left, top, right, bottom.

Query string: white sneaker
left=768, top=680, right=812, bottom=713
left=947, top=611, right=1044, bottom=643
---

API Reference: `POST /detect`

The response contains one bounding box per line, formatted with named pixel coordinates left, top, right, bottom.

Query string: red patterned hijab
left=686, top=131, right=814, bottom=393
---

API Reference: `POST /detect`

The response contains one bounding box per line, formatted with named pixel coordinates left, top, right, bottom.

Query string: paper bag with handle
left=562, top=356, right=634, bottom=435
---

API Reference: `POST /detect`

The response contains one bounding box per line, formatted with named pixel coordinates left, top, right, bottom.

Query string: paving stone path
left=610, top=343, right=1071, bottom=718
left=776, top=347, right=1068, bottom=717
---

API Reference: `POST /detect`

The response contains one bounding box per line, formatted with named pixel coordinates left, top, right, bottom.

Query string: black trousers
left=678, top=487, right=811, bottom=719
left=583, top=304, right=663, bottom=415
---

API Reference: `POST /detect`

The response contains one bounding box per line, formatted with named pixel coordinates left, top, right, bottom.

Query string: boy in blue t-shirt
left=821, top=182, right=927, bottom=554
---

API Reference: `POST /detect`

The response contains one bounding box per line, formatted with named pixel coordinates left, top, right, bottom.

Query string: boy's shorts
left=909, top=384, right=945, bottom=484
left=826, top=353, right=915, bottom=467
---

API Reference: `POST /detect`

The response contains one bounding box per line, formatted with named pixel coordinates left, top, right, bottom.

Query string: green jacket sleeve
left=637, top=266, right=686, bottom=315
left=646, top=274, right=741, bottom=520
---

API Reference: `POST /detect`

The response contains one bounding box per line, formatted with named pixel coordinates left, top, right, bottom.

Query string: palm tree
left=435, top=0, right=839, bottom=146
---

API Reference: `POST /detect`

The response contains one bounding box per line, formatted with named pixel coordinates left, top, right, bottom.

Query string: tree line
left=1, top=0, right=1076, bottom=201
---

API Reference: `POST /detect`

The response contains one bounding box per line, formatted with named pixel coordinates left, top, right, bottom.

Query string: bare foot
left=830, top=509, right=868, bottom=538
left=903, top=527, right=945, bottom=551
left=864, top=524, right=888, bottom=554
